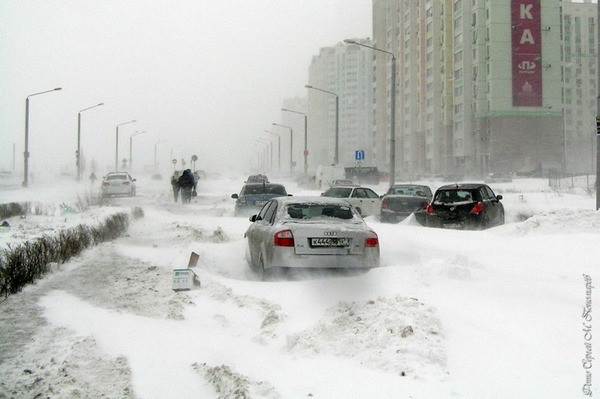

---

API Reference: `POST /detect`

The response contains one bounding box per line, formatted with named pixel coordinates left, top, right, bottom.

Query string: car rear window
left=285, top=204, right=355, bottom=220
left=390, top=186, right=428, bottom=197
left=243, top=184, right=286, bottom=195
left=434, top=190, right=474, bottom=204
left=106, top=174, right=128, bottom=181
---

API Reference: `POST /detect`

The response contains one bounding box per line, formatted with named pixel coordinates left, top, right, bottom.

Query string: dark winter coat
left=178, top=169, right=196, bottom=189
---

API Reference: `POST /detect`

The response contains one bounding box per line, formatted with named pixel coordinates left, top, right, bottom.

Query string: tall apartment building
left=372, top=0, right=593, bottom=179
left=306, top=39, right=374, bottom=171
left=562, top=0, right=598, bottom=174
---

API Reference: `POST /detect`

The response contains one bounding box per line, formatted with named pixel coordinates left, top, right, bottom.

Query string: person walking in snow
left=171, top=171, right=180, bottom=202
left=178, top=169, right=196, bottom=204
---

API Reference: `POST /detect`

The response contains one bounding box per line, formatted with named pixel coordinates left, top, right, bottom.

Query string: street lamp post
left=282, top=108, right=308, bottom=176
left=23, top=87, right=62, bottom=187
left=264, top=130, right=281, bottom=175
left=115, top=120, right=136, bottom=171
left=305, top=85, right=339, bottom=165
left=344, top=39, right=396, bottom=187
left=129, top=131, right=146, bottom=171
left=272, top=123, right=293, bottom=174
left=258, top=138, right=272, bottom=172
left=77, top=102, right=104, bottom=181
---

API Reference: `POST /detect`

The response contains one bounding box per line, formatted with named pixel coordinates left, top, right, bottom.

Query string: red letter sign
left=511, top=0, right=542, bottom=107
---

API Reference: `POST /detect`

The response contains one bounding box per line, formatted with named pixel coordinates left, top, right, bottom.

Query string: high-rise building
left=372, top=0, right=596, bottom=179
left=307, top=39, right=374, bottom=171
left=561, top=0, right=598, bottom=174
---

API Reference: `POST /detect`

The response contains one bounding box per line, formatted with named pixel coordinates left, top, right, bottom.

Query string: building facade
left=372, top=0, right=596, bottom=180
left=562, top=0, right=598, bottom=174
left=306, top=39, right=374, bottom=172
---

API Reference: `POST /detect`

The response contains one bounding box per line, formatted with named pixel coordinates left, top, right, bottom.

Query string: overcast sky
left=0, top=0, right=371, bottom=178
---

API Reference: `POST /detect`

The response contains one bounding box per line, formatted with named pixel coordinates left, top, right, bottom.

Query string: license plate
left=442, top=223, right=463, bottom=229
left=254, top=200, right=267, bottom=206
left=310, top=237, right=352, bottom=247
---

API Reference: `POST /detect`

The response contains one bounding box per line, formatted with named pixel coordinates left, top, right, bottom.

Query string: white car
left=320, top=185, right=381, bottom=217
left=244, top=196, right=380, bottom=280
left=101, top=172, right=137, bottom=197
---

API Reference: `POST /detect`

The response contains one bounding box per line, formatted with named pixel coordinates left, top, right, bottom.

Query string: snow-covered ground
left=0, top=173, right=598, bottom=398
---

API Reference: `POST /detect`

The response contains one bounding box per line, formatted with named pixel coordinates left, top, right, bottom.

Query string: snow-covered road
left=1, top=175, right=598, bottom=398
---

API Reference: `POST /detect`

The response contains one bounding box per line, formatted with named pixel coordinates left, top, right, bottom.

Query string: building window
left=454, top=15, right=462, bottom=30
left=454, top=32, right=463, bottom=46
left=455, top=50, right=463, bottom=63
left=454, top=0, right=462, bottom=12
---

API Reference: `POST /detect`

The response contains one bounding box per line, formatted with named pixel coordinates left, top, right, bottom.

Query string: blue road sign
left=355, top=150, right=365, bottom=161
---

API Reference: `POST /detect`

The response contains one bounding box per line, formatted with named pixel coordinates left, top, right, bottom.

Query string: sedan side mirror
left=496, top=195, right=503, bottom=201
left=231, top=194, right=239, bottom=199
left=249, top=215, right=257, bottom=222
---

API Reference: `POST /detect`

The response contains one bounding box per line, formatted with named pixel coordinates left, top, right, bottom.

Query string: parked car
left=484, top=173, right=513, bottom=183
left=426, top=183, right=505, bottom=230
left=101, top=172, right=136, bottom=197
left=244, top=196, right=380, bottom=279
left=331, top=179, right=355, bottom=186
left=380, top=184, right=433, bottom=224
left=320, top=185, right=381, bottom=217
left=231, top=183, right=288, bottom=216
left=245, top=174, right=269, bottom=183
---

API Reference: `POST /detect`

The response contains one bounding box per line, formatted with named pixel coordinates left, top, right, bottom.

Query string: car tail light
left=470, top=202, right=484, bottom=214
left=426, top=203, right=434, bottom=214
left=122, top=181, right=130, bottom=185
left=274, top=229, right=294, bottom=247
left=421, top=200, right=428, bottom=209
left=365, top=230, right=379, bottom=247
left=381, top=198, right=389, bottom=210
left=102, top=182, right=110, bottom=187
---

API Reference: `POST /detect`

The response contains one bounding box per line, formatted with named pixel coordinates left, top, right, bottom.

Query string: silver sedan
left=244, top=196, right=380, bottom=279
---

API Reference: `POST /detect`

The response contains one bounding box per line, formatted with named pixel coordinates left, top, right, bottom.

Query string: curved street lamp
left=305, top=85, right=339, bottom=165
left=129, top=130, right=146, bottom=171
left=115, top=120, right=136, bottom=170
left=344, top=39, right=397, bottom=187
left=264, top=130, right=281, bottom=175
left=272, top=123, right=293, bottom=174
left=282, top=108, right=308, bottom=176
left=77, top=102, right=104, bottom=181
left=23, top=87, right=62, bottom=187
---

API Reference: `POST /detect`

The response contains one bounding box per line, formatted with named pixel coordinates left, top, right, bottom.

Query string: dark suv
left=426, top=183, right=505, bottom=230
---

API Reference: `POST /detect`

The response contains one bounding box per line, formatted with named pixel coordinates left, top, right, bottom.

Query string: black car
left=380, top=184, right=432, bottom=224
left=426, top=183, right=505, bottom=230
left=231, top=183, right=289, bottom=217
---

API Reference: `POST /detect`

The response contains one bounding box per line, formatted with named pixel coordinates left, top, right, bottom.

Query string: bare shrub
left=514, top=212, right=534, bottom=222
left=0, top=212, right=132, bottom=298
left=131, top=207, right=144, bottom=219
left=0, top=202, right=27, bottom=219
